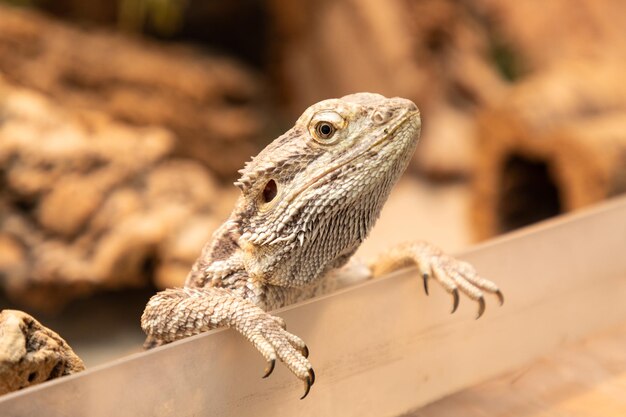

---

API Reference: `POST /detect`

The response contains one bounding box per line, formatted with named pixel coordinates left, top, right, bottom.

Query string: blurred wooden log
left=0, top=4, right=270, bottom=180
left=471, top=61, right=626, bottom=239
left=0, top=78, right=236, bottom=311
left=267, top=0, right=507, bottom=178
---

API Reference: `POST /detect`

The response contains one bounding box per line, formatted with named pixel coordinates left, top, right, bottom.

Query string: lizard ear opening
left=262, top=179, right=278, bottom=203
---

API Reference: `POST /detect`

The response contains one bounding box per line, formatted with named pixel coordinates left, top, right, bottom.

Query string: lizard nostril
left=372, top=109, right=393, bottom=125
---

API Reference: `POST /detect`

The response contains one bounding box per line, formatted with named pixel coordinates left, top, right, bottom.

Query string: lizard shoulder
left=184, top=219, right=245, bottom=288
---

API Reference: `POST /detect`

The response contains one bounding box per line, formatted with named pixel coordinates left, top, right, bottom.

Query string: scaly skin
left=141, top=93, right=503, bottom=399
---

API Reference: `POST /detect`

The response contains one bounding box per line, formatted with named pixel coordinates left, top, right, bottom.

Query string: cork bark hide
left=471, top=62, right=626, bottom=239
left=0, top=4, right=270, bottom=179
left=0, top=78, right=236, bottom=311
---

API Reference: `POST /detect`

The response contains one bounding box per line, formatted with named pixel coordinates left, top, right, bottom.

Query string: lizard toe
left=300, top=372, right=314, bottom=400
left=251, top=315, right=314, bottom=391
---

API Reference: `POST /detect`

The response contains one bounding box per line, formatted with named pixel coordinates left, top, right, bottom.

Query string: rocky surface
left=0, top=78, right=235, bottom=310
left=0, top=3, right=271, bottom=179
left=0, top=309, right=85, bottom=395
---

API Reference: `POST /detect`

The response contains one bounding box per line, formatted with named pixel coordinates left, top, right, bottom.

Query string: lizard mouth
left=289, top=111, right=420, bottom=201
left=367, top=111, right=420, bottom=155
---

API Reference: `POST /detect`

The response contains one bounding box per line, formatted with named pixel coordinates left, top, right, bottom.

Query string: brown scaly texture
left=142, top=93, right=503, bottom=398
left=0, top=309, right=85, bottom=395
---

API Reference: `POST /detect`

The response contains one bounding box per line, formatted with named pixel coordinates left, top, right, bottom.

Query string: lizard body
left=141, top=93, right=502, bottom=398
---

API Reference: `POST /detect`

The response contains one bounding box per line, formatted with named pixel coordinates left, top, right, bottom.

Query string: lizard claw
left=496, top=290, right=505, bottom=306
left=372, top=242, right=503, bottom=318
left=236, top=310, right=314, bottom=397
left=262, top=359, right=275, bottom=378
left=424, top=245, right=502, bottom=318
left=300, top=370, right=315, bottom=400
left=450, top=288, right=460, bottom=314
left=476, top=296, right=485, bottom=319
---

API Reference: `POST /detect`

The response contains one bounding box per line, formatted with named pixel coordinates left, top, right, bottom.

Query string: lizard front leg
left=369, top=242, right=504, bottom=318
left=141, top=287, right=315, bottom=398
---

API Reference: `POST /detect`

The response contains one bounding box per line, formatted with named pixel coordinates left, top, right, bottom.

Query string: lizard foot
left=142, top=287, right=314, bottom=398
left=369, top=242, right=503, bottom=318
left=236, top=311, right=314, bottom=399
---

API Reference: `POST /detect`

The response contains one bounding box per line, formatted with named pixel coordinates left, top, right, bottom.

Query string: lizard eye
left=308, top=110, right=345, bottom=144
left=261, top=179, right=278, bottom=203
left=314, top=121, right=336, bottom=140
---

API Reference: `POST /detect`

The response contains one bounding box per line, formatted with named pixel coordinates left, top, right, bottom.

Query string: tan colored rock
left=0, top=310, right=85, bottom=395
left=145, top=160, right=219, bottom=211
left=163, top=216, right=222, bottom=263
left=0, top=235, right=26, bottom=283
left=38, top=176, right=105, bottom=237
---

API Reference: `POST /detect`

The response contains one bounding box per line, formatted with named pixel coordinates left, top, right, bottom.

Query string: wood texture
left=472, top=61, right=626, bottom=239
left=0, top=78, right=234, bottom=310
left=1, top=196, right=624, bottom=416
left=415, top=320, right=626, bottom=417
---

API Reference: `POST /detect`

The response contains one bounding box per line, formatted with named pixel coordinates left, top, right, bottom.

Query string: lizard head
left=233, top=92, right=421, bottom=285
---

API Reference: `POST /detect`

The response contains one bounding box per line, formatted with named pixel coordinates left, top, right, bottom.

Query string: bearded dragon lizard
left=141, top=93, right=503, bottom=399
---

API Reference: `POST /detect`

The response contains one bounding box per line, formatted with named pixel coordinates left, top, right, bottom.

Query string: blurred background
left=0, top=0, right=625, bottom=365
